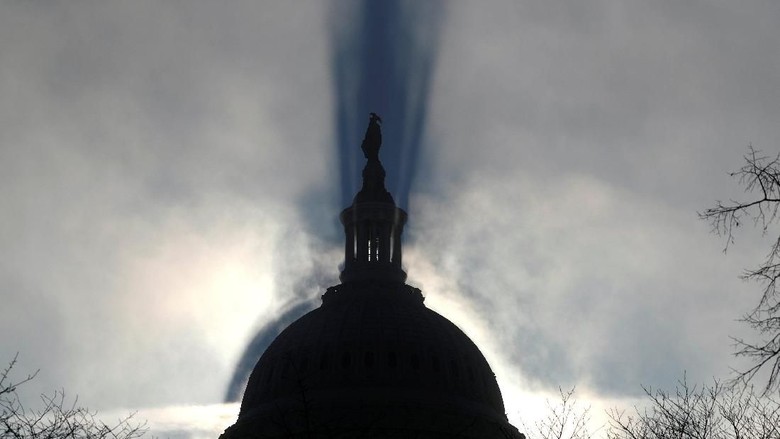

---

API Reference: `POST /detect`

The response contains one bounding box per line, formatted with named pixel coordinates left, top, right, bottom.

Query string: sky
left=2, top=1, right=780, bottom=437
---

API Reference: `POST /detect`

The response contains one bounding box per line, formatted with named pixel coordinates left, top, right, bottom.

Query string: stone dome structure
left=219, top=115, right=524, bottom=438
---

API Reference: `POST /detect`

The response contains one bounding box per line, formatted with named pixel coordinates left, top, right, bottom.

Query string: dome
left=219, top=114, right=524, bottom=438
left=222, top=282, right=521, bottom=438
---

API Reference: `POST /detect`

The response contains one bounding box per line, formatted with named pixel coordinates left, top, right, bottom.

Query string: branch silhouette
left=607, top=376, right=780, bottom=439
left=700, top=145, right=780, bottom=394
left=1, top=354, right=146, bottom=439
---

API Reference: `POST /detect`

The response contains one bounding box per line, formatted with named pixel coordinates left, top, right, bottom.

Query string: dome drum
left=340, top=203, right=408, bottom=284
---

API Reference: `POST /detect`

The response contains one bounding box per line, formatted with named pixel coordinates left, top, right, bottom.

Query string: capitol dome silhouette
left=219, top=114, right=524, bottom=438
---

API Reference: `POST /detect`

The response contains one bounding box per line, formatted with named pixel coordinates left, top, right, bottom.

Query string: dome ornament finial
left=361, top=112, right=382, bottom=161
left=354, top=112, right=393, bottom=204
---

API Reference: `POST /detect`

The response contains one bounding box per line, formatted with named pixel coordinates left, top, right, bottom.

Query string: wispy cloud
left=2, top=1, right=780, bottom=427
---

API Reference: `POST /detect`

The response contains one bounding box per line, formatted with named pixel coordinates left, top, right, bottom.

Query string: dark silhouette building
left=220, top=115, right=524, bottom=438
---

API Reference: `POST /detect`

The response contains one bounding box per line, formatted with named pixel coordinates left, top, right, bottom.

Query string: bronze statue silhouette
left=355, top=113, right=393, bottom=204
left=361, top=112, right=382, bottom=161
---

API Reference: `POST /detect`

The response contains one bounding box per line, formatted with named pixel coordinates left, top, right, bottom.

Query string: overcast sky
left=2, top=1, right=780, bottom=437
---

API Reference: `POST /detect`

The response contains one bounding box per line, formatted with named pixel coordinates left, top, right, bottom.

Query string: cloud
left=368, top=0, right=780, bottom=399
left=408, top=170, right=757, bottom=396
left=2, top=0, right=780, bottom=426
left=0, top=0, right=335, bottom=409
left=128, top=403, right=239, bottom=439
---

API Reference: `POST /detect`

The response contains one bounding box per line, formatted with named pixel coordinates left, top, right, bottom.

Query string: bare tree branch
left=607, top=376, right=780, bottom=439
left=1, top=356, right=146, bottom=439
left=522, top=387, right=594, bottom=439
left=699, top=145, right=780, bottom=394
